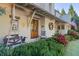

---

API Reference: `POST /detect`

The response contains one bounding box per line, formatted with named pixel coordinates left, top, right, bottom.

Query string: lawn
left=65, top=40, right=79, bottom=56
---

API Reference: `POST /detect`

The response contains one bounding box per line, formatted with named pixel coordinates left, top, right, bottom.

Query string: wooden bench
left=3, top=34, right=26, bottom=46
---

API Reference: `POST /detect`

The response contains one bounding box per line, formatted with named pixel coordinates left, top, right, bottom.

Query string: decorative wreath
left=49, top=22, right=53, bottom=30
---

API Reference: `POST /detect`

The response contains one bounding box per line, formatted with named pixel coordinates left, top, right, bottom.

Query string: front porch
left=0, top=3, right=71, bottom=46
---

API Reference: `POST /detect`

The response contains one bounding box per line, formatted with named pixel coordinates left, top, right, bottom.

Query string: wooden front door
left=31, top=19, right=39, bottom=38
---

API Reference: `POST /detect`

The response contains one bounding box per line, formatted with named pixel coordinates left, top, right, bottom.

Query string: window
left=11, top=20, right=19, bottom=31
left=57, top=25, right=60, bottom=30
left=61, top=25, right=64, bottom=29
left=49, top=22, right=53, bottom=30
left=9, top=15, right=20, bottom=31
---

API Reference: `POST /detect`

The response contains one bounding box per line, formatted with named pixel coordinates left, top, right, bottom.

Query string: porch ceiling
left=16, top=3, right=67, bottom=23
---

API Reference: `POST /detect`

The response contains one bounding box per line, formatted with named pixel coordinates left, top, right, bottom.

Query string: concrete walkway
left=65, top=40, right=79, bottom=56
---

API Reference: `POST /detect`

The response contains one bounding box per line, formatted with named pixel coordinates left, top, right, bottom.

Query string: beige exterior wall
left=0, top=4, right=11, bottom=43
left=59, top=24, right=68, bottom=35
left=56, top=22, right=71, bottom=35
left=15, top=7, right=36, bottom=43
left=15, top=8, right=28, bottom=37
left=15, top=6, right=71, bottom=42
left=65, top=23, right=71, bottom=30
left=45, top=17, right=56, bottom=38
left=15, top=7, right=42, bottom=42
left=64, top=23, right=71, bottom=34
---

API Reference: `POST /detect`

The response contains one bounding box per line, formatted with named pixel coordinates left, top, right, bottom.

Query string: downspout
left=11, top=4, right=16, bottom=34
left=7, top=4, right=16, bottom=43
left=12, top=4, right=15, bottom=21
left=8, top=4, right=15, bottom=36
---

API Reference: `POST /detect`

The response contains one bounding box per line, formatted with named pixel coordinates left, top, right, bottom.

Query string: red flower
left=56, top=34, right=68, bottom=46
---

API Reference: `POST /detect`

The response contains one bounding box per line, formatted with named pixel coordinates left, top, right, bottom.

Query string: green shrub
left=67, top=30, right=79, bottom=40
left=76, top=29, right=79, bottom=32
left=46, top=38, right=65, bottom=56
left=65, top=35, right=75, bottom=41
left=12, top=38, right=65, bottom=56
left=0, top=44, right=13, bottom=56
left=0, top=38, right=65, bottom=56
left=12, top=43, right=34, bottom=56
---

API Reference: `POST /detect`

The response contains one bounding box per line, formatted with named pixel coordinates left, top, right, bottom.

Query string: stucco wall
left=15, top=8, right=33, bottom=42
left=15, top=7, right=41, bottom=42
left=64, top=23, right=71, bottom=34
left=58, top=23, right=71, bottom=35
left=45, top=17, right=56, bottom=38
left=15, top=8, right=28, bottom=36
left=0, top=4, right=11, bottom=43
left=40, top=17, right=45, bottom=37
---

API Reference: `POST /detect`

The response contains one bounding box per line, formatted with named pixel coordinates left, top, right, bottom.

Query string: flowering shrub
left=76, top=29, right=79, bottom=33
left=68, top=30, right=79, bottom=39
left=70, top=31, right=78, bottom=36
left=56, top=34, right=68, bottom=46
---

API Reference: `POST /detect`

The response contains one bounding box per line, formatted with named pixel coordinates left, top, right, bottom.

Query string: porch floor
left=64, top=40, right=79, bottom=56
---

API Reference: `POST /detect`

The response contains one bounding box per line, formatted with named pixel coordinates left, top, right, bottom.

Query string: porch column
left=12, top=4, right=15, bottom=21
left=27, top=10, right=36, bottom=26
left=27, top=10, right=36, bottom=39
left=9, top=4, right=16, bottom=34
left=7, top=4, right=16, bottom=40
